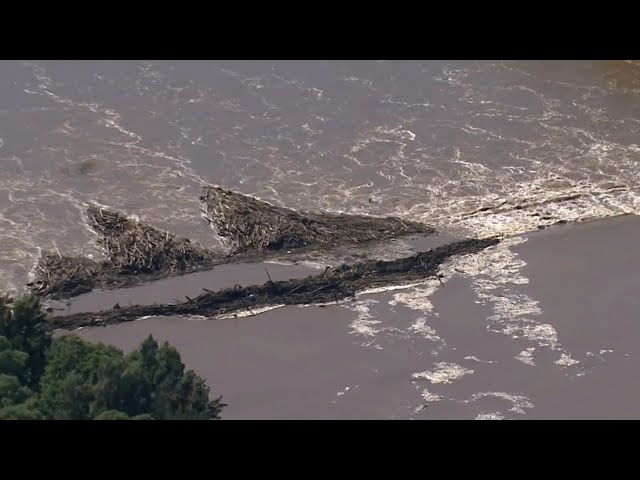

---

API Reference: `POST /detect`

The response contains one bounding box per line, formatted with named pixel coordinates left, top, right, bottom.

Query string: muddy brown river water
left=5, top=60, right=640, bottom=418
left=67, top=215, right=640, bottom=419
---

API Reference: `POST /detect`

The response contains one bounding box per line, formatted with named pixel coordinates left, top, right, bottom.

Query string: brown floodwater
left=5, top=60, right=640, bottom=418
left=71, top=215, right=640, bottom=419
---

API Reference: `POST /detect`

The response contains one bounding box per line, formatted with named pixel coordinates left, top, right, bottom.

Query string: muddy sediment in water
left=31, top=189, right=437, bottom=300
left=201, top=186, right=434, bottom=254
left=50, top=237, right=499, bottom=330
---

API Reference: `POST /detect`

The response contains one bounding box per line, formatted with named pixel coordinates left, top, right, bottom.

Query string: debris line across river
left=200, top=186, right=435, bottom=253
left=50, top=237, right=499, bottom=330
left=30, top=187, right=437, bottom=300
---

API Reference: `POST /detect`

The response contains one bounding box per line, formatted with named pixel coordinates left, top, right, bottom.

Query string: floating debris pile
left=200, top=186, right=435, bottom=254
left=87, top=207, right=219, bottom=275
left=31, top=187, right=437, bottom=300
left=30, top=255, right=101, bottom=299
left=50, top=236, right=499, bottom=330
left=32, top=207, right=221, bottom=299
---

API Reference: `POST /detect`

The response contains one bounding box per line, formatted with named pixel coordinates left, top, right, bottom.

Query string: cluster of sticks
left=200, top=186, right=435, bottom=254
left=87, top=207, right=218, bottom=274
left=31, top=188, right=438, bottom=300
left=30, top=208, right=221, bottom=299
left=30, top=255, right=100, bottom=299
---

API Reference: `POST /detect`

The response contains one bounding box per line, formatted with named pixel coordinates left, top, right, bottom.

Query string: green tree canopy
left=0, top=293, right=225, bottom=420
left=38, top=335, right=126, bottom=420
left=38, top=334, right=224, bottom=420
left=94, top=410, right=131, bottom=420
left=121, top=336, right=225, bottom=420
left=0, top=399, right=43, bottom=420
left=0, top=374, right=33, bottom=407
left=0, top=335, right=29, bottom=382
left=0, top=294, right=51, bottom=387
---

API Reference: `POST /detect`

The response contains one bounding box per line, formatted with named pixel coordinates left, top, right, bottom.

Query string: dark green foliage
left=0, top=293, right=225, bottom=420
left=38, top=336, right=127, bottom=419
left=0, top=294, right=51, bottom=387
left=131, top=413, right=154, bottom=420
left=93, top=410, right=155, bottom=420
left=0, top=374, right=33, bottom=407
left=123, top=337, right=225, bottom=419
left=94, top=410, right=131, bottom=420
left=0, top=399, right=43, bottom=420
left=0, top=336, right=29, bottom=382
left=38, top=334, right=224, bottom=420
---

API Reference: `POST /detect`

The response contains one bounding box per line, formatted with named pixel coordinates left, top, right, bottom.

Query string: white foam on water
left=389, top=280, right=440, bottom=313
left=409, top=317, right=444, bottom=344
left=515, top=347, right=536, bottom=366
left=419, top=387, right=443, bottom=402
left=412, top=362, right=474, bottom=384
left=374, top=278, right=447, bottom=347
left=345, top=299, right=383, bottom=339
left=503, top=323, right=559, bottom=349
left=216, top=304, right=285, bottom=320
left=358, top=281, right=432, bottom=297
left=336, top=384, right=359, bottom=397
left=555, top=352, right=580, bottom=367
left=476, top=412, right=505, bottom=420
left=450, top=236, right=576, bottom=364
left=464, top=355, right=497, bottom=364
left=443, top=188, right=640, bottom=240
left=466, top=392, right=535, bottom=416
